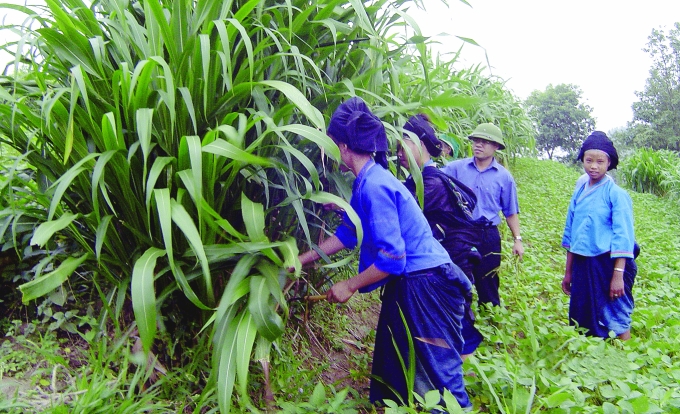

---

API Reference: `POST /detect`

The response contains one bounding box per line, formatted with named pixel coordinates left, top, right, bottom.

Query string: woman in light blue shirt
left=561, top=132, right=637, bottom=340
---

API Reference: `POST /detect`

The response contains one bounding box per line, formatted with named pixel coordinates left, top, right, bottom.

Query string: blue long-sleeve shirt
left=334, top=160, right=452, bottom=292
left=562, top=175, right=635, bottom=258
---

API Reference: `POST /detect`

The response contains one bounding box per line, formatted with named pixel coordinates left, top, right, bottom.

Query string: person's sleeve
left=610, top=188, right=635, bottom=258
left=362, top=181, right=407, bottom=275
left=334, top=211, right=358, bottom=250
left=500, top=174, right=520, bottom=217
left=561, top=192, right=577, bottom=250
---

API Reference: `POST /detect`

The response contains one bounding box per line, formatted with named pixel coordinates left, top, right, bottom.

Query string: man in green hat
left=442, top=123, right=524, bottom=307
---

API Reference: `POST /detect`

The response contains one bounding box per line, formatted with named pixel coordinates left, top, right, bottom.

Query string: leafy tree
left=609, top=124, right=669, bottom=157
left=524, top=83, right=595, bottom=160
left=631, top=23, right=680, bottom=150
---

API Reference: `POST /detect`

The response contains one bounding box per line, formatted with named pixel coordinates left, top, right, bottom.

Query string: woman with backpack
left=397, top=114, right=485, bottom=359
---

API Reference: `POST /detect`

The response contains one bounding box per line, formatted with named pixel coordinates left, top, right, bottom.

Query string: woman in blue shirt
left=561, top=132, right=637, bottom=340
left=296, top=98, right=473, bottom=408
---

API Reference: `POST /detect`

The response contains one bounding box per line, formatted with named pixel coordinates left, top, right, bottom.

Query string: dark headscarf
left=327, top=97, right=389, bottom=168
left=577, top=131, right=619, bottom=170
left=403, top=114, right=443, bottom=157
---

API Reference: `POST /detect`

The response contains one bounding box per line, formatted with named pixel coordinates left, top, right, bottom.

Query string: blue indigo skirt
left=369, top=263, right=472, bottom=408
left=569, top=253, right=637, bottom=337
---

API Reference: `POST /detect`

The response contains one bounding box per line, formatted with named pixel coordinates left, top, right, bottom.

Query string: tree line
left=525, top=22, right=680, bottom=160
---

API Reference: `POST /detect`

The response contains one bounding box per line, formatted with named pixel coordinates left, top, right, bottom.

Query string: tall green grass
left=0, top=0, right=535, bottom=411
left=618, top=148, right=680, bottom=197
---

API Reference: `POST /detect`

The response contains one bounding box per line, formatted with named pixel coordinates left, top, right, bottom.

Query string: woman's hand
left=561, top=272, right=572, bottom=295
left=326, top=279, right=356, bottom=303
left=610, top=271, right=625, bottom=300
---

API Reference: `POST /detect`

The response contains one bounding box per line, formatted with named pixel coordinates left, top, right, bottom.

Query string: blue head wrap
left=577, top=131, right=619, bottom=170
left=327, top=97, right=388, bottom=168
left=403, top=114, right=442, bottom=157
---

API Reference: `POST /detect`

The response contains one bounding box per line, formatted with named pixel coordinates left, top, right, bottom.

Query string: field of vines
left=458, top=157, right=680, bottom=413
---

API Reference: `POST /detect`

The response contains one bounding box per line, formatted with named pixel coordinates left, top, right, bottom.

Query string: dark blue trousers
left=369, top=264, right=472, bottom=409
left=473, top=225, right=502, bottom=306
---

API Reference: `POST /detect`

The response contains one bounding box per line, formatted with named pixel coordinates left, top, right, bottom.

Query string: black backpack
left=421, top=167, right=490, bottom=228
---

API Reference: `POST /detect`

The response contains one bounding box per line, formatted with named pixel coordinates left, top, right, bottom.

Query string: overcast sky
left=409, top=0, right=680, bottom=132
left=3, top=0, right=680, bottom=132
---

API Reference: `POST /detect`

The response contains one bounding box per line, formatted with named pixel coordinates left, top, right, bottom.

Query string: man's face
left=471, top=137, right=500, bottom=161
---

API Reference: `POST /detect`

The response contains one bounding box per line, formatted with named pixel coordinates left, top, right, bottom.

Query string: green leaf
left=442, top=389, right=463, bottom=413
left=155, top=188, right=208, bottom=310
left=602, top=402, right=618, bottom=414
left=273, top=124, right=339, bottom=162
left=423, top=92, right=481, bottom=109
left=241, top=193, right=267, bottom=243
left=19, top=254, right=90, bottom=303
left=260, top=80, right=324, bottom=128
left=146, top=157, right=175, bottom=210
left=235, top=312, right=257, bottom=406
left=307, top=191, right=362, bottom=248
left=545, top=391, right=571, bottom=408
left=30, top=213, right=78, bottom=247
left=248, top=276, right=284, bottom=342
left=423, top=389, right=441, bottom=409
left=170, top=199, right=214, bottom=304
left=131, top=247, right=166, bottom=355
left=309, top=381, right=327, bottom=407
left=94, top=215, right=113, bottom=262
left=202, top=139, right=274, bottom=166
left=216, top=310, right=244, bottom=414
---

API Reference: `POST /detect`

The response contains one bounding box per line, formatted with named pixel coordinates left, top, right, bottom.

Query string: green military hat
left=468, top=123, right=505, bottom=150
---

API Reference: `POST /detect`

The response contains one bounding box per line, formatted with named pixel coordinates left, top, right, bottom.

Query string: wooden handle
left=303, top=294, right=327, bottom=302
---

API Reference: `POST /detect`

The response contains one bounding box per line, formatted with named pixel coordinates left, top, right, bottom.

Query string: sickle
left=288, top=294, right=327, bottom=303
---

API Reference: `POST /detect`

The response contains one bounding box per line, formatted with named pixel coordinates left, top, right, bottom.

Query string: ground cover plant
left=459, top=157, right=680, bottom=413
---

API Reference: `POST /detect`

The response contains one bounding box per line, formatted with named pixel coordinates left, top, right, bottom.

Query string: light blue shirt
left=562, top=175, right=635, bottom=258
left=441, top=157, right=520, bottom=225
left=334, top=160, right=452, bottom=291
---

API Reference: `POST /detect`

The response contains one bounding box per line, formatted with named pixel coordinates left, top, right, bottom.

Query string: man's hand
left=512, top=240, right=524, bottom=259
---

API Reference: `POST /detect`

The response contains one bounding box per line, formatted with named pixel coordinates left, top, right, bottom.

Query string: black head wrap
left=327, top=97, right=389, bottom=168
left=403, top=114, right=443, bottom=157
left=577, top=131, right=619, bottom=170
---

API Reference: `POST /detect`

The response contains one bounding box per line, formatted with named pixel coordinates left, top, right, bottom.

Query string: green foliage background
left=631, top=22, right=680, bottom=151
left=524, top=83, right=595, bottom=161
left=0, top=0, right=534, bottom=411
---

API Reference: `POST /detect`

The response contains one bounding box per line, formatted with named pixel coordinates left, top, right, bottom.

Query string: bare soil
left=293, top=291, right=382, bottom=397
